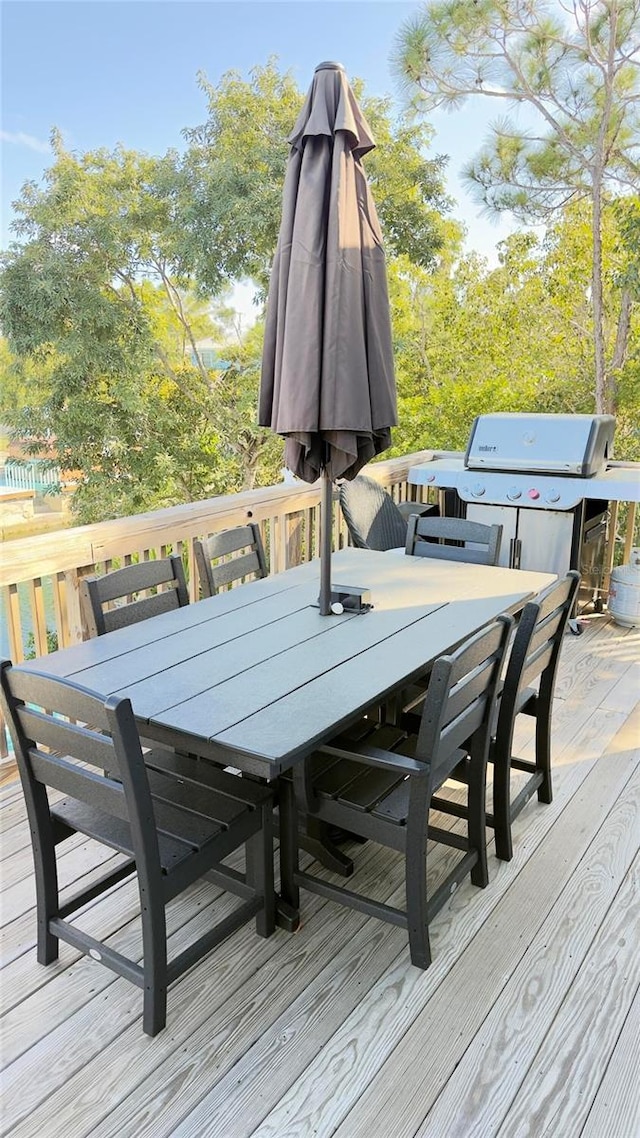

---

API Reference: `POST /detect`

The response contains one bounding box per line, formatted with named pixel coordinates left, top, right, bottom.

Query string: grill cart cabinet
left=409, top=414, right=639, bottom=613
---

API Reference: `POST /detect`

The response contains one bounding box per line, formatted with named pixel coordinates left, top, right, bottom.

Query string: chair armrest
left=319, top=741, right=428, bottom=776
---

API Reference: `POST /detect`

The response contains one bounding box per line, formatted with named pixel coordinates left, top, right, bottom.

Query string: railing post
left=268, top=516, right=285, bottom=575
left=279, top=513, right=289, bottom=571
left=30, top=578, right=48, bottom=658
left=285, top=512, right=303, bottom=569
left=51, top=571, right=68, bottom=650
left=64, top=568, right=88, bottom=645
left=185, top=537, right=199, bottom=602
left=2, top=584, right=24, bottom=662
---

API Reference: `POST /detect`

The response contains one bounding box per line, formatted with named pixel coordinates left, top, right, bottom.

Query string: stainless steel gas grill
left=409, top=414, right=640, bottom=609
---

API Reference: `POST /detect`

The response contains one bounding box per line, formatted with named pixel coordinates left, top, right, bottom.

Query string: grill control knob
left=507, top=487, right=522, bottom=501
left=471, top=483, right=485, bottom=497
left=528, top=488, right=541, bottom=500
left=546, top=489, right=561, bottom=503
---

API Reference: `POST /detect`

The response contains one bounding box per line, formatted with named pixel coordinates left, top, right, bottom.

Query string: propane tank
left=608, top=547, right=640, bottom=628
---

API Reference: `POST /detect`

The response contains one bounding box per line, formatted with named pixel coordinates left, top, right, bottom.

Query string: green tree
left=178, top=61, right=449, bottom=295
left=0, top=138, right=229, bottom=521
left=389, top=234, right=548, bottom=455
left=210, top=320, right=286, bottom=491
left=0, top=61, right=450, bottom=520
left=393, top=0, right=640, bottom=414
left=388, top=197, right=638, bottom=460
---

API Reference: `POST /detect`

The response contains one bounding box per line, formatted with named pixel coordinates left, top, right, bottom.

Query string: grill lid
left=465, top=413, right=615, bottom=477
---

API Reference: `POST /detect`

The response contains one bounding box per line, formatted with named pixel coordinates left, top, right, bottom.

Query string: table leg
left=276, top=776, right=301, bottom=932
left=301, top=817, right=355, bottom=876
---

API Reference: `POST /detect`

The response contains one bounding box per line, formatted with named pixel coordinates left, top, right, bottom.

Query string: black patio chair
left=194, top=523, right=268, bottom=598
left=287, top=615, right=513, bottom=969
left=405, top=514, right=503, bottom=566
left=429, top=571, right=581, bottom=861
left=0, top=660, right=276, bottom=1036
left=339, top=474, right=437, bottom=552
left=79, top=554, right=189, bottom=637
left=383, top=515, right=504, bottom=724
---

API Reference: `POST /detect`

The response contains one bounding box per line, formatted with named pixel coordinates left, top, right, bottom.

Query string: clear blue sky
left=1, top=0, right=519, bottom=263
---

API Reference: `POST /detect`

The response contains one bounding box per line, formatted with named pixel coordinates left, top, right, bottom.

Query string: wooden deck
left=1, top=614, right=638, bottom=1138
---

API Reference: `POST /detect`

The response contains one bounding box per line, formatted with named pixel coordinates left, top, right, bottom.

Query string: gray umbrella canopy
left=259, top=61, right=397, bottom=484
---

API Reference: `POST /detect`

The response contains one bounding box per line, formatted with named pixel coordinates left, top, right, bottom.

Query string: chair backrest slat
left=207, top=525, right=260, bottom=558
left=29, top=748, right=128, bottom=818
left=536, top=574, right=576, bottom=621
left=410, top=516, right=493, bottom=545
left=448, top=618, right=509, bottom=684
left=518, top=644, right=555, bottom=693
left=519, top=586, right=576, bottom=676
left=209, top=551, right=264, bottom=590
left=497, top=571, right=581, bottom=741
left=527, top=607, right=565, bottom=659
left=405, top=515, right=502, bottom=566
left=0, top=662, right=158, bottom=870
left=439, top=694, right=488, bottom=756
left=93, top=559, right=183, bottom=601
left=194, top=524, right=268, bottom=598
left=80, top=555, right=188, bottom=638
left=101, top=590, right=180, bottom=634
left=8, top=667, right=112, bottom=731
left=17, top=705, right=119, bottom=772
left=407, top=542, right=494, bottom=564
left=444, top=657, right=503, bottom=728
left=416, top=616, right=513, bottom=767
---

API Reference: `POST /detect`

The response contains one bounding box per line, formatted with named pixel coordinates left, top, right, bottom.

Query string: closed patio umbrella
left=259, top=61, right=397, bottom=614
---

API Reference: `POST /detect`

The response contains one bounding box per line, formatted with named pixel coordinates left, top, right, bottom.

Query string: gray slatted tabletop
left=16, top=549, right=555, bottom=778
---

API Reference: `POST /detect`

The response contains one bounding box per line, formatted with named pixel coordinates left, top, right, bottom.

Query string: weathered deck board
left=413, top=753, right=640, bottom=1136
left=497, top=857, right=639, bottom=1138
left=7, top=846, right=402, bottom=1137
left=2, top=877, right=225, bottom=1071
left=1, top=618, right=638, bottom=1138
left=281, top=708, right=637, bottom=1138
left=580, top=987, right=640, bottom=1138
left=5, top=823, right=463, bottom=1138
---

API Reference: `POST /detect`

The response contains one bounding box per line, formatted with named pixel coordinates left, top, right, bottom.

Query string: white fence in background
left=3, top=461, right=61, bottom=492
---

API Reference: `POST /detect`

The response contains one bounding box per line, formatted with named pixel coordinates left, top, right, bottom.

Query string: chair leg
left=36, top=882, right=60, bottom=964
left=33, top=812, right=61, bottom=965
left=492, top=742, right=514, bottom=863
left=467, top=750, right=489, bottom=888
left=139, top=886, right=168, bottom=1037
left=246, top=805, right=276, bottom=938
left=535, top=705, right=553, bottom=804
left=405, top=826, right=431, bottom=970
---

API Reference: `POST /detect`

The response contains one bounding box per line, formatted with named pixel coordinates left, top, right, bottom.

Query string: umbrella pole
left=319, top=469, right=333, bottom=616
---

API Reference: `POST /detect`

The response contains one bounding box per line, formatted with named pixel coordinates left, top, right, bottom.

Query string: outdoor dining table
left=14, top=547, right=555, bottom=926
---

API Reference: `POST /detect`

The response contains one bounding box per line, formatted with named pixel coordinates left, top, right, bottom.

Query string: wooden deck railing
left=0, top=451, right=438, bottom=666
left=2, top=449, right=638, bottom=664
left=0, top=448, right=638, bottom=761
